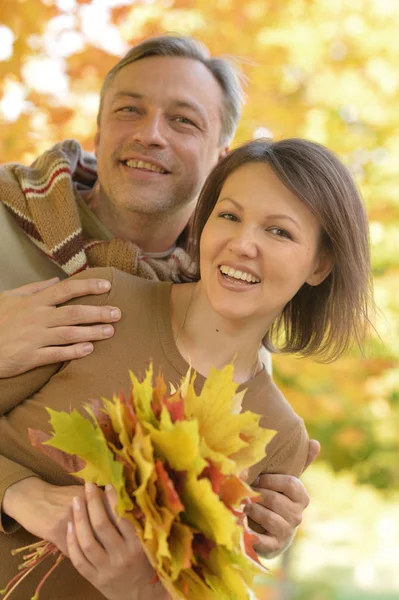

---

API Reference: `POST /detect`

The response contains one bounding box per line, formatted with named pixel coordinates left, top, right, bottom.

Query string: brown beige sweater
left=0, top=267, right=308, bottom=599
left=0, top=140, right=191, bottom=293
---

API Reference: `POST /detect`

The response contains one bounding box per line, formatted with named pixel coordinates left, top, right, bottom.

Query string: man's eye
left=117, top=106, right=138, bottom=113
left=174, top=116, right=196, bottom=126
left=268, top=227, right=291, bottom=239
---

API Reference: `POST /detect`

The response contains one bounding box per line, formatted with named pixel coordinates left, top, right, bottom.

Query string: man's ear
left=94, top=129, right=100, bottom=157
left=306, top=251, right=333, bottom=286
left=217, top=146, right=229, bottom=162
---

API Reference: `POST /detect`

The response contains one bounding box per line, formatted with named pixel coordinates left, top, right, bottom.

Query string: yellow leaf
left=129, top=364, right=158, bottom=427
left=167, top=522, right=193, bottom=581
left=44, top=407, right=131, bottom=512
left=203, top=546, right=262, bottom=599
left=180, top=473, right=239, bottom=549
left=145, top=418, right=207, bottom=474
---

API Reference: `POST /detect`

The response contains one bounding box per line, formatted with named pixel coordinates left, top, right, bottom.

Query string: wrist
left=2, top=476, right=42, bottom=519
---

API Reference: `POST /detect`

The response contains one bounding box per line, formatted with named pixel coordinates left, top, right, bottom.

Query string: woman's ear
left=306, top=251, right=334, bottom=286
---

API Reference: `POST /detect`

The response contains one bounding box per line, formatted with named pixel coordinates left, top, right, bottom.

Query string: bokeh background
left=1, top=0, right=398, bottom=598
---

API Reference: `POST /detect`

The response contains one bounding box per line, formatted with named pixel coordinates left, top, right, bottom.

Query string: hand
left=67, top=483, right=170, bottom=600
left=2, top=477, right=85, bottom=555
left=0, top=277, right=121, bottom=377
left=246, top=439, right=320, bottom=557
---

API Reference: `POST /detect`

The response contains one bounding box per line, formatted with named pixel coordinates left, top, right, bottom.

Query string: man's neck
left=80, top=189, right=194, bottom=253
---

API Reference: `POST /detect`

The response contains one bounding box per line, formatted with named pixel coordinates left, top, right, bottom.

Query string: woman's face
left=199, top=161, right=331, bottom=326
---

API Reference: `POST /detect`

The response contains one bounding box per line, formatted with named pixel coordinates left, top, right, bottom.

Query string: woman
left=0, top=138, right=373, bottom=599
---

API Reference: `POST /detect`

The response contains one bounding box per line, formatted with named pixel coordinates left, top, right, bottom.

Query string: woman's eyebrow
left=217, top=197, right=301, bottom=230
left=267, top=213, right=301, bottom=230
left=216, top=196, right=243, bottom=210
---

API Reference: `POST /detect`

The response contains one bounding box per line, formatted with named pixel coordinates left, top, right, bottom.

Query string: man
left=0, top=34, right=318, bottom=559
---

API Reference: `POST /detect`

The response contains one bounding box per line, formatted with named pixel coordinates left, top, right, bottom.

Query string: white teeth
left=124, top=159, right=167, bottom=174
left=219, top=265, right=260, bottom=283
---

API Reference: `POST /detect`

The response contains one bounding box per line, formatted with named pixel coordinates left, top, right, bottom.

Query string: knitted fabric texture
left=0, top=139, right=192, bottom=282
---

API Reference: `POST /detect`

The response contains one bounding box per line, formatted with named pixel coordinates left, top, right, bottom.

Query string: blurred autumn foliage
left=1, top=0, right=398, bottom=495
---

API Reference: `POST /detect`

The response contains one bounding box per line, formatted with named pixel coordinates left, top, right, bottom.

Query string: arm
left=246, top=439, right=320, bottom=558
left=1, top=477, right=86, bottom=554
left=0, top=269, right=119, bottom=537
left=0, top=275, right=121, bottom=381
left=67, top=483, right=170, bottom=600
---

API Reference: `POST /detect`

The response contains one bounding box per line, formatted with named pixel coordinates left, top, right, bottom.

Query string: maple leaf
left=180, top=472, right=239, bottom=549
left=145, top=418, right=207, bottom=474
left=8, top=362, right=273, bottom=600
left=167, top=522, right=193, bottom=581
left=43, top=407, right=132, bottom=513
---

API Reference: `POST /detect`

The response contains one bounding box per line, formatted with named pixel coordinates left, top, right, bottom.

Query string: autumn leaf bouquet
left=2, top=363, right=275, bottom=600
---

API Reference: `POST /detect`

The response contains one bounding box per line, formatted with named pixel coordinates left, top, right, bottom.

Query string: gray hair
left=97, top=34, right=245, bottom=146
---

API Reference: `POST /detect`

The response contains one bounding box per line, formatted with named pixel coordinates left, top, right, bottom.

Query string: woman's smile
left=199, top=161, right=324, bottom=325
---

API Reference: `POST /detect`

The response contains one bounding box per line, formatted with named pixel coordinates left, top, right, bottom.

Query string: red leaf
left=28, top=428, right=85, bottom=478
left=155, top=460, right=184, bottom=515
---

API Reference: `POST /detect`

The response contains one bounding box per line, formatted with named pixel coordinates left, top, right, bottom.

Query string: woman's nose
left=228, top=230, right=258, bottom=258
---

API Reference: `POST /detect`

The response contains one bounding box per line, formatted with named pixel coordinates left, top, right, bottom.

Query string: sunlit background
left=1, top=0, right=399, bottom=598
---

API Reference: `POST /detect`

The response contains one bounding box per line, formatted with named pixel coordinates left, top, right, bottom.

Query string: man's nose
left=132, top=113, right=167, bottom=148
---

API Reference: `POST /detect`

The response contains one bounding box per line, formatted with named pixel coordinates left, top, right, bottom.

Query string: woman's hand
left=2, top=477, right=85, bottom=554
left=67, top=482, right=170, bottom=600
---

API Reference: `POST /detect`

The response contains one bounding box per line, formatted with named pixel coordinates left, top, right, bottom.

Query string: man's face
left=95, top=55, right=228, bottom=217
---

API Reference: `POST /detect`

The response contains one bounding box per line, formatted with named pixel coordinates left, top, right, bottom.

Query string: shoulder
left=243, top=371, right=309, bottom=479
left=67, top=267, right=163, bottom=311
left=244, top=370, right=301, bottom=432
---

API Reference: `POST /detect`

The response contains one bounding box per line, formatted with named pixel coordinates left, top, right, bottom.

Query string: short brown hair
left=188, top=138, right=374, bottom=362
left=97, top=34, right=244, bottom=146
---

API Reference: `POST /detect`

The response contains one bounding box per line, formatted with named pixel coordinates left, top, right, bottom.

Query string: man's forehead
left=108, top=56, right=223, bottom=112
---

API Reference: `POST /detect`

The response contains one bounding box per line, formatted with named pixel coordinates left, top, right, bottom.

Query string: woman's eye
left=218, top=212, right=238, bottom=222
left=268, top=227, right=291, bottom=239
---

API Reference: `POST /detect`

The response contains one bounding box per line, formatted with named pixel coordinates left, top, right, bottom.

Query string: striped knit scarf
left=0, top=139, right=192, bottom=282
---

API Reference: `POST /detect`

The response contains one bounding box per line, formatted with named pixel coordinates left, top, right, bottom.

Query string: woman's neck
left=170, top=282, right=265, bottom=384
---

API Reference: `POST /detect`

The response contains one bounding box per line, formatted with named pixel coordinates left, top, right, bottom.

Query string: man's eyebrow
left=171, top=99, right=208, bottom=124
left=112, top=91, right=143, bottom=101
left=111, top=91, right=208, bottom=124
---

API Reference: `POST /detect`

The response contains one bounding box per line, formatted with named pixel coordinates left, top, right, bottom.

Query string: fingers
left=2, top=277, right=60, bottom=297
left=44, top=323, right=116, bottom=345
left=82, top=483, right=124, bottom=556
left=250, top=529, right=286, bottom=557
left=250, top=486, right=303, bottom=528
left=67, top=520, right=97, bottom=581
left=245, top=503, right=291, bottom=555
left=39, top=278, right=113, bottom=307
left=25, top=343, right=95, bottom=367
left=252, top=473, right=310, bottom=506
left=48, top=304, right=121, bottom=327
left=0, top=275, right=121, bottom=377
left=103, top=485, right=139, bottom=544
left=70, top=492, right=108, bottom=570
left=303, top=439, right=321, bottom=471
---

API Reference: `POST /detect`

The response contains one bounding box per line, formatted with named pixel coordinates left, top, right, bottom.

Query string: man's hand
left=246, top=439, right=321, bottom=557
left=0, top=277, right=121, bottom=378
left=2, top=477, right=86, bottom=555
